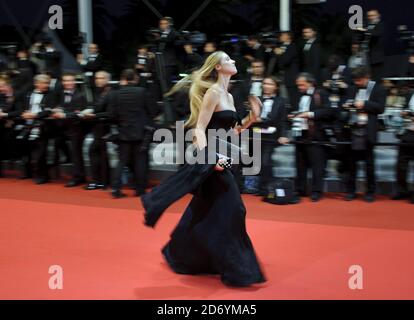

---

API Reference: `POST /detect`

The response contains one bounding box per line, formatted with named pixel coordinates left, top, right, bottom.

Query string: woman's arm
left=193, top=88, right=220, bottom=150
left=234, top=95, right=262, bottom=133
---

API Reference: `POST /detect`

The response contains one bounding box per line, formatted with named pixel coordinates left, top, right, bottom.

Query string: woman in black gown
left=141, top=51, right=266, bottom=287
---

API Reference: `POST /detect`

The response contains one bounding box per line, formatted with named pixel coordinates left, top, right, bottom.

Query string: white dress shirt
left=29, top=91, right=44, bottom=114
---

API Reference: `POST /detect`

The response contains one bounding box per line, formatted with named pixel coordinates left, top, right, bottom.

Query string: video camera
left=177, top=31, right=207, bottom=46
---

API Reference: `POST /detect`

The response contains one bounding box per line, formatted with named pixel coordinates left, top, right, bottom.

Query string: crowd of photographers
left=1, top=11, right=414, bottom=203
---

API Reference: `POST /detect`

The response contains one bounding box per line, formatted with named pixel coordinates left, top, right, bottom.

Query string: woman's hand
left=214, top=161, right=225, bottom=172
left=215, top=156, right=232, bottom=172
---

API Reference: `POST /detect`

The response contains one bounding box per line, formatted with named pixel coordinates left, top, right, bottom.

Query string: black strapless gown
left=141, top=111, right=266, bottom=287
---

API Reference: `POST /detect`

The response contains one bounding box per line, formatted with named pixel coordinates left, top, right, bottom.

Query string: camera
left=258, top=32, right=280, bottom=47
left=398, top=25, right=414, bottom=54
left=342, top=99, right=369, bottom=127
left=177, top=31, right=207, bottom=46
left=0, top=43, right=18, bottom=71
left=288, top=111, right=308, bottom=139
left=219, top=34, right=248, bottom=47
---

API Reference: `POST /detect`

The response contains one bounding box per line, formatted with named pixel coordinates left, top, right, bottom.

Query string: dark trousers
left=21, top=133, right=49, bottom=179
left=345, top=147, right=376, bottom=194
left=67, top=122, right=90, bottom=182
left=52, top=121, right=71, bottom=165
left=286, top=86, right=299, bottom=109
left=113, top=140, right=148, bottom=193
left=295, top=143, right=325, bottom=195
left=164, top=65, right=178, bottom=90
left=258, top=141, right=277, bottom=192
left=89, top=124, right=110, bottom=186
left=0, top=125, right=16, bottom=175
left=396, top=145, right=414, bottom=193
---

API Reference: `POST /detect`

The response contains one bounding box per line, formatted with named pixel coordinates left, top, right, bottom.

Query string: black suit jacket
left=345, top=82, right=386, bottom=144
left=24, top=90, right=56, bottom=119
left=302, top=40, right=322, bottom=82
left=0, top=93, right=21, bottom=120
left=278, top=43, right=300, bottom=87
left=296, top=89, right=333, bottom=141
left=109, top=85, right=154, bottom=141
left=82, top=54, right=104, bottom=73
left=253, top=96, right=288, bottom=142
left=35, top=50, right=62, bottom=78
left=367, top=21, right=385, bottom=65
left=268, top=43, right=300, bottom=87
left=93, top=86, right=112, bottom=120
left=158, top=29, right=178, bottom=67
left=56, top=89, right=87, bottom=120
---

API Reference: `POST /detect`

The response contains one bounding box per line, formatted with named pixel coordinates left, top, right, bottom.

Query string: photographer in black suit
left=246, top=35, right=266, bottom=62
left=20, top=74, right=56, bottom=183
left=365, top=10, right=385, bottom=82
left=109, top=69, right=154, bottom=199
left=356, top=10, right=385, bottom=82
left=290, top=73, right=333, bottom=202
left=52, top=72, right=88, bottom=187
left=82, top=71, right=113, bottom=191
left=301, top=27, right=322, bottom=84
left=268, top=31, right=300, bottom=107
left=392, top=90, right=414, bottom=204
left=156, top=17, right=179, bottom=88
left=252, top=77, right=289, bottom=195
left=31, top=39, right=62, bottom=79
left=343, top=67, right=386, bottom=202
left=77, top=43, right=104, bottom=90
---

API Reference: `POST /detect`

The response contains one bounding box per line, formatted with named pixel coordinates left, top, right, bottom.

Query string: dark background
left=1, top=0, right=414, bottom=74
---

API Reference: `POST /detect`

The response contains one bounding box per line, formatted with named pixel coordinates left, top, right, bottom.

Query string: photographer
left=348, top=43, right=368, bottom=70
left=267, top=31, right=300, bottom=107
left=109, top=69, right=154, bottom=199
left=321, top=55, right=353, bottom=174
left=357, top=10, right=385, bottom=81
left=82, top=71, right=113, bottom=191
left=181, top=42, right=203, bottom=74
left=322, top=55, right=352, bottom=101
left=52, top=72, right=88, bottom=188
left=290, top=73, right=333, bottom=202
left=155, top=17, right=179, bottom=88
left=133, top=45, right=155, bottom=87
left=19, top=74, right=56, bottom=183
left=30, top=38, right=62, bottom=79
left=343, top=67, right=386, bottom=202
left=253, top=76, right=289, bottom=195
left=301, top=27, right=322, bottom=84
left=246, top=35, right=266, bottom=62
left=392, top=90, right=414, bottom=204
left=77, top=43, right=104, bottom=90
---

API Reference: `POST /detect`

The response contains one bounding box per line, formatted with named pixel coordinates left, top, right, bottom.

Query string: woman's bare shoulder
left=207, top=84, right=221, bottom=94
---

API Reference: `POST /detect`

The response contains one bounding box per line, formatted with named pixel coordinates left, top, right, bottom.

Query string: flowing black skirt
left=141, top=163, right=266, bottom=287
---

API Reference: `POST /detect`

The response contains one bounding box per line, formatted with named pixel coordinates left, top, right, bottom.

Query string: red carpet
left=1, top=178, right=414, bottom=300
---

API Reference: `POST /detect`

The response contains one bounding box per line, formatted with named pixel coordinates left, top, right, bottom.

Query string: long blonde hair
left=166, top=51, right=226, bottom=128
